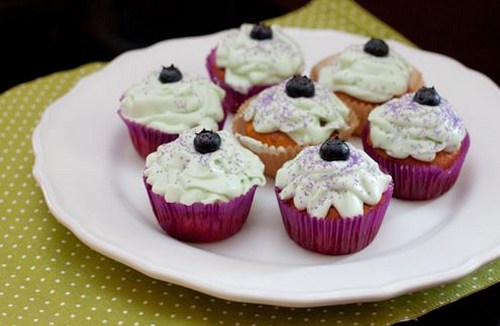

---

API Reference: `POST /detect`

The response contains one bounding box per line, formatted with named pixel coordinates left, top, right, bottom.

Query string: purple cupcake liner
left=275, top=185, right=393, bottom=255
left=361, top=125, right=470, bottom=200
left=118, top=109, right=226, bottom=159
left=206, top=47, right=271, bottom=114
left=144, top=180, right=257, bottom=242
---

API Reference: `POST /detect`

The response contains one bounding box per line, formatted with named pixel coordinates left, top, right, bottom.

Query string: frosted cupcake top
left=215, top=23, right=305, bottom=94
left=368, top=87, right=467, bottom=162
left=242, top=76, right=351, bottom=146
left=144, top=128, right=266, bottom=205
left=317, top=39, right=414, bottom=103
left=120, top=66, right=225, bottom=134
left=276, top=139, right=392, bottom=218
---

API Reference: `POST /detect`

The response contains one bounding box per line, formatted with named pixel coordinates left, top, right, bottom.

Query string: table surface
left=1, top=0, right=499, bottom=325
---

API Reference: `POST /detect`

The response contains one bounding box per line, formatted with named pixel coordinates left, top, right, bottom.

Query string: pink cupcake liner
left=275, top=185, right=393, bottom=255
left=361, top=125, right=470, bottom=200
left=206, top=47, right=271, bottom=114
left=118, top=109, right=225, bottom=159
left=144, top=180, right=257, bottom=242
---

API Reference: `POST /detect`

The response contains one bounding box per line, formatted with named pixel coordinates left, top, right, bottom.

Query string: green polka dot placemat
left=1, top=0, right=499, bottom=325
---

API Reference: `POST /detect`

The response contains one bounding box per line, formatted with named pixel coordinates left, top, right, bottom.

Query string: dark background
left=1, top=0, right=499, bottom=92
left=0, top=0, right=307, bottom=92
left=1, top=1, right=499, bottom=325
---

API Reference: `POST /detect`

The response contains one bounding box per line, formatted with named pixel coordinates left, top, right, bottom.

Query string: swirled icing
left=317, top=44, right=414, bottom=103
left=120, top=71, right=225, bottom=134
left=144, top=129, right=266, bottom=205
left=215, top=24, right=304, bottom=94
left=276, top=144, right=392, bottom=218
left=368, top=93, right=467, bottom=161
left=242, top=80, right=351, bottom=145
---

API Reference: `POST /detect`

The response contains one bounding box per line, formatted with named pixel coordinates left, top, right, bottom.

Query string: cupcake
left=362, top=87, right=470, bottom=200
left=119, top=65, right=226, bottom=158
left=311, top=38, right=424, bottom=135
left=206, top=23, right=305, bottom=113
left=275, top=138, right=393, bottom=255
left=144, top=128, right=266, bottom=242
left=232, top=75, right=359, bottom=177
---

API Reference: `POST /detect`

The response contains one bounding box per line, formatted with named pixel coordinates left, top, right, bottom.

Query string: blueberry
left=250, top=23, right=273, bottom=40
left=193, top=129, right=221, bottom=154
left=159, top=65, right=183, bottom=83
left=285, top=75, right=315, bottom=98
left=363, top=38, right=389, bottom=57
left=412, top=87, right=441, bottom=106
left=319, top=137, right=350, bottom=161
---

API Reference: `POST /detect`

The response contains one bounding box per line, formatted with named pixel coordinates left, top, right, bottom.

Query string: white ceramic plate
left=33, top=28, right=500, bottom=307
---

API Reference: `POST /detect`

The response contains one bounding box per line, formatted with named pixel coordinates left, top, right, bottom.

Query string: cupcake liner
left=362, top=125, right=470, bottom=200
left=145, top=181, right=258, bottom=242
left=118, top=109, right=225, bottom=159
left=407, top=69, right=425, bottom=93
left=338, top=109, right=360, bottom=139
left=311, top=53, right=424, bottom=136
left=275, top=185, right=393, bottom=255
left=232, top=101, right=303, bottom=177
left=310, top=53, right=340, bottom=81
left=118, top=110, right=179, bottom=159
left=206, top=47, right=271, bottom=114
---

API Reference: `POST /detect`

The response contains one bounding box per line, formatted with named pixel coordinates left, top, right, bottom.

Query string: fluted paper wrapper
left=145, top=181, right=257, bottom=242
left=232, top=106, right=303, bottom=177
left=119, top=110, right=225, bottom=159
left=206, top=47, right=271, bottom=114
left=275, top=186, right=393, bottom=255
left=362, top=126, right=470, bottom=200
